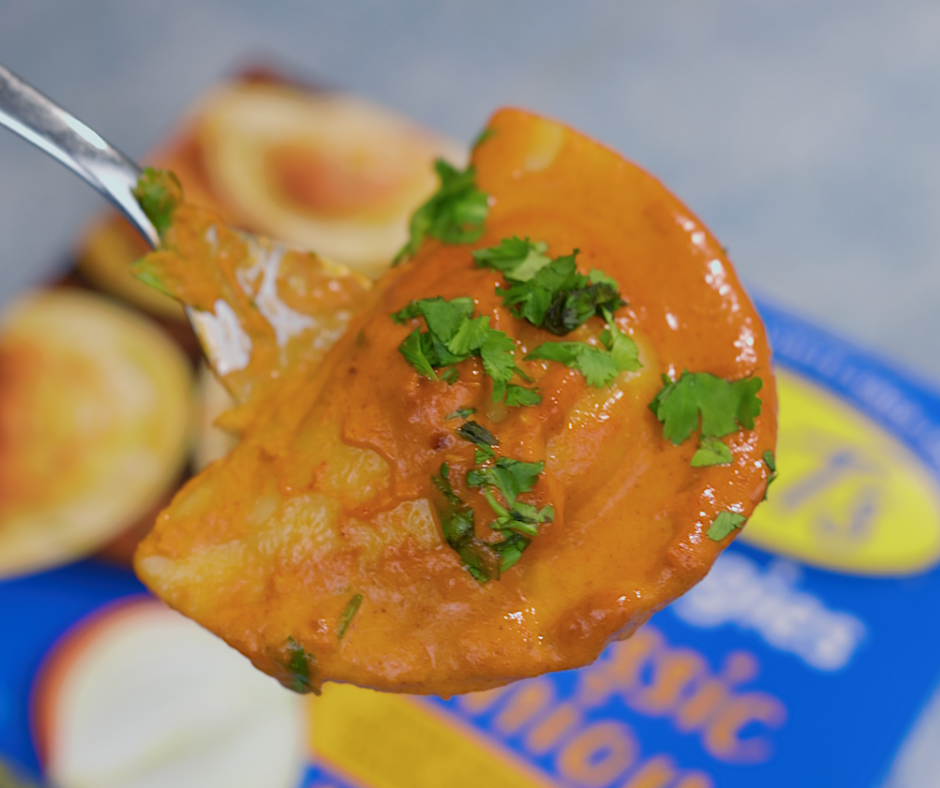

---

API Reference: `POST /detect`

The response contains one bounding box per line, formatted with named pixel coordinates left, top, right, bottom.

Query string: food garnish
left=392, top=296, right=537, bottom=403
left=394, top=160, right=489, bottom=265
left=337, top=594, right=364, bottom=640
left=649, top=371, right=763, bottom=447
left=707, top=511, right=748, bottom=541
left=280, top=637, right=318, bottom=694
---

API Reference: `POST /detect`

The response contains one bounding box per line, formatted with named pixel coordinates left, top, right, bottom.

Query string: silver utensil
left=0, top=64, right=158, bottom=248
left=0, top=63, right=370, bottom=402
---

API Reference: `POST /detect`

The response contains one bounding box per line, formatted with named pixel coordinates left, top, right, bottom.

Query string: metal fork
left=0, top=64, right=158, bottom=248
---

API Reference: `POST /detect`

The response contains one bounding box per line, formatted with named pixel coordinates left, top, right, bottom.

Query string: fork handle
left=0, top=64, right=158, bottom=247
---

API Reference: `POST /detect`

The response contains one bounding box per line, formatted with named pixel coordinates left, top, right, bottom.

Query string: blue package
left=3, top=298, right=940, bottom=788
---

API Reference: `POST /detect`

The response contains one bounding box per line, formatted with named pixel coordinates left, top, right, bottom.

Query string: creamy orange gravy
left=134, top=109, right=777, bottom=696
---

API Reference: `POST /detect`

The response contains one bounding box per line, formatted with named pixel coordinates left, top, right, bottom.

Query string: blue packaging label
left=4, top=298, right=940, bottom=788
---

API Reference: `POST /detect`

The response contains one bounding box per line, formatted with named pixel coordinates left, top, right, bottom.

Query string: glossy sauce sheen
left=135, top=109, right=777, bottom=696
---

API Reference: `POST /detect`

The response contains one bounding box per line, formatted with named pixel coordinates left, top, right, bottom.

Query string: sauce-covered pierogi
left=134, top=109, right=777, bottom=697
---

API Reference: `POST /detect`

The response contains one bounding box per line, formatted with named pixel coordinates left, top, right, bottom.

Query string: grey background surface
left=1, top=1, right=939, bottom=384
left=2, top=1, right=940, bottom=783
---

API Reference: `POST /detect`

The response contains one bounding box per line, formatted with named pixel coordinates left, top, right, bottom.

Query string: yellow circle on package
left=742, top=371, right=940, bottom=576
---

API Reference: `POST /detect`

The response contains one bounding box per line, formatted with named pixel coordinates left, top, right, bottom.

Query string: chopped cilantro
left=432, top=464, right=499, bottom=582
left=479, top=329, right=523, bottom=401
left=472, top=237, right=551, bottom=281
left=505, top=384, right=542, bottom=407
left=457, top=420, right=498, bottom=448
left=467, top=458, right=554, bottom=537
left=475, top=446, right=495, bottom=463
left=539, top=267, right=623, bottom=336
left=389, top=302, right=421, bottom=324
left=691, top=435, right=734, bottom=467
left=282, top=637, right=318, bottom=694
left=131, top=258, right=176, bottom=298
left=763, top=449, right=777, bottom=473
left=447, top=315, right=492, bottom=356
left=472, top=127, right=497, bottom=150
left=133, top=167, right=182, bottom=240
left=394, top=160, right=489, bottom=264
left=526, top=341, right=620, bottom=388
left=417, top=296, right=474, bottom=339
left=763, top=449, right=778, bottom=499
left=392, top=296, right=534, bottom=405
left=432, top=459, right=547, bottom=581
left=472, top=243, right=640, bottom=389
left=457, top=419, right=498, bottom=462
left=337, top=594, right=363, bottom=639
left=600, top=308, right=642, bottom=373
left=446, top=407, right=476, bottom=420
left=707, top=511, right=747, bottom=541
left=439, top=367, right=460, bottom=384
left=475, top=243, right=625, bottom=336
left=535, top=308, right=644, bottom=386
left=491, top=533, right=530, bottom=573
left=398, top=329, right=437, bottom=380
left=649, top=372, right=763, bottom=446
left=467, top=457, right=543, bottom=505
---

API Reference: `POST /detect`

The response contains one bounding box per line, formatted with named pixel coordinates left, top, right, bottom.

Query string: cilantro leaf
left=131, top=258, right=176, bottom=298
left=392, top=297, right=535, bottom=406
left=426, top=332, right=465, bottom=367
left=543, top=280, right=622, bottom=336
left=390, top=301, right=422, bottom=324
left=472, top=237, right=551, bottom=282
left=526, top=341, right=620, bottom=388
left=281, top=637, right=318, bottom=694
left=734, top=377, right=764, bottom=430
left=432, top=464, right=499, bottom=582
left=337, top=594, right=363, bottom=639
left=460, top=540, right=501, bottom=583
left=456, top=420, right=498, bottom=448
left=417, top=297, right=474, bottom=341
left=763, top=449, right=778, bottom=499
left=492, top=533, right=530, bottom=573
left=499, top=278, right=553, bottom=327
left=133, top=167, right=182, bottom=240
left=446, top=407, right=476, bottom=420
left=649, top=372, right=763, bottom=445
left=472, top=127, right=497, bottom=150
left=480, top=330, right=522, bottom=401
left=484, top=248, right=625, bottom=336
left=505, top=385, right=542, bottom=407
left=707, top=511, right=747, bottom=541
left=763, top=449, right=777, bottom=473
left=433, top=452, right=552, bottom=579
left=398, top=329, right=437, bottom=380
left=600, top=308, right=642, bottom=373
left=447, top=315, right=492, bottom=356
left=393, top=296, right=473, bottom=338
left=394, top=160, right=489, bottom=264
left=467, top=458, right=553, bottom=537
left=496, top=253, right=578, bottom=329
left=475, top=446, right=495, bottom=463
left=691, top=435, right=734, bottom=467
left=439, top=367, right=460, bottom=384
left=487, top=458, right=544, bottom=505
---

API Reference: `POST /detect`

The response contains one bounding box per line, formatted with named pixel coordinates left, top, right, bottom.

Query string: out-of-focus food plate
left=76, top=78, right=465, bottom=318
left=195, top=83, right=465, bottom=278
left=0, top=289, right=193, bottom=578
left=31, top=598, right=306, bottom=788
